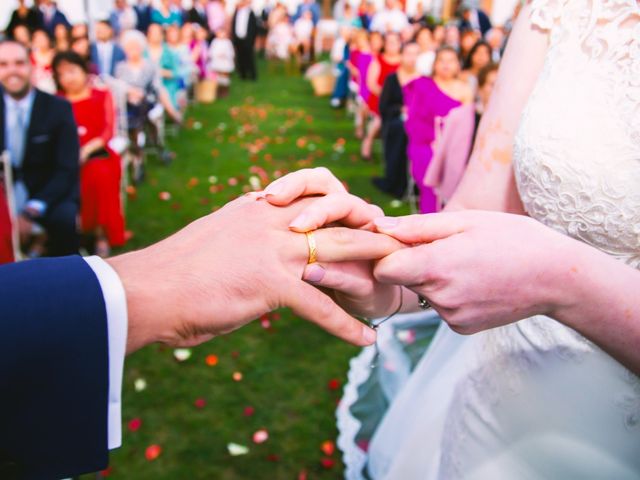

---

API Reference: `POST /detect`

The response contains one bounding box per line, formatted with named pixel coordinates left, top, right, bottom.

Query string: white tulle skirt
left=337, top=314, right=640, bottom=479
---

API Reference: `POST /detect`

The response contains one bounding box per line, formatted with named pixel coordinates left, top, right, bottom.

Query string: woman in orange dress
left=53, top=51, right=125, bottom=257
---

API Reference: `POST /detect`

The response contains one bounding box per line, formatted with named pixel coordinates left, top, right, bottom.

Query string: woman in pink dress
left=403, top=46, right=472, bottom=212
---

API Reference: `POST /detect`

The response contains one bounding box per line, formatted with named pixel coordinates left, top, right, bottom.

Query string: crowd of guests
left=325, top=0, right=510, bottom=213
left=0, top=0, right=508, bottom=262
left=0, top=0, right=264, bottom=263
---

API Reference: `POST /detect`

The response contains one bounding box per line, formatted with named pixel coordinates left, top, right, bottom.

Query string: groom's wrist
left=107, top=248, right=176, bottom=354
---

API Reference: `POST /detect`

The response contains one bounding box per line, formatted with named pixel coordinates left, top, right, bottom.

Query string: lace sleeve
left=529, top=0, right=565, bottom=30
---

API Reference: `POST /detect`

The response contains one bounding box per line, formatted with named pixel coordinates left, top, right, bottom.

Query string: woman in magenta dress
left=404, top=46, right=473, bottom=212
left=53, top=51, right=126, bottom=257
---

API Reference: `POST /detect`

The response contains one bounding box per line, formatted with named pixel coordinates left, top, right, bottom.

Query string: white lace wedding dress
left=337, top=1, right=640, bottom=478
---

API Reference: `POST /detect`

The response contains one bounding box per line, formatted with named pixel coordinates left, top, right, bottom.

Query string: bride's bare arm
left=446, top=4, right=549, bottom=213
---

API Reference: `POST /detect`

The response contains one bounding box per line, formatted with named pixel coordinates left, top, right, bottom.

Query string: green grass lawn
left=92, top=60, right=411, bottom=479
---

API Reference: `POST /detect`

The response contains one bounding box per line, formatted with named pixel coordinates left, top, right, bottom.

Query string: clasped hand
left=108, top=167, right=575, bottom=355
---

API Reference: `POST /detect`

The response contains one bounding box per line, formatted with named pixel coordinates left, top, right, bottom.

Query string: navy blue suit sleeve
left=0, top=256, right=110, bottom=479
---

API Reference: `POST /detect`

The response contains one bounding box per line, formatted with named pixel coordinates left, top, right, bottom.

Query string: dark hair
left=463, top=40, right=491, bottom=70
left=477, top=62, right=499, bottom=89
left=434, top=45, right=459, bottom=62
left=52, top=50, right=89, bottom=90
left=97, top=19, right=113, bottom=28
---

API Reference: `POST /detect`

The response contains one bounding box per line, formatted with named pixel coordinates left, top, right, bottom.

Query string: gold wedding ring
left=305, top=231, right=318, bottom=264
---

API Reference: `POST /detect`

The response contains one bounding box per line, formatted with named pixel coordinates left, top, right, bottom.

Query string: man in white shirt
left=370, top=0, right=409, bottom=33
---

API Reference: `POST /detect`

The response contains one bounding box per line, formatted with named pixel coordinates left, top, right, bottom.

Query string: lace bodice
left=514, top=0, right=640, bottom=267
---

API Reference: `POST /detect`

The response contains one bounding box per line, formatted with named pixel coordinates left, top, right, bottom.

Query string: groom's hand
left=107, top=193, right=404, bottom=354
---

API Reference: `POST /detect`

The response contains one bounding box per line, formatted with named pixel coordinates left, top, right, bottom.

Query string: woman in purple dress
left=403, top=46, right=473, bottom=212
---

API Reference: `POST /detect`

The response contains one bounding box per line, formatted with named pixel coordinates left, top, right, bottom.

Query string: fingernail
left=363, top=327, right=377, bottom=345
left=264, top=182, right=283, bottom=196
left=303, top=263, right=325, bottom=282
left=289, top=213, right=309, bottom=231
left=374, top=216, right=399, bottom=229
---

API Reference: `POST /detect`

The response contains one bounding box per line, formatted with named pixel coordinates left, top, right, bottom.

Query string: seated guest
left=0, top=40, right=80, bottom=256
left=37, top=0, right=72, bottom=38
left=135, top=0, right=153, bottom=33
left=53, top=51, right=126, bottom=257
left=459, top=29, right=480, bottom=63
left=163, top=24, right=190, bottom=114
left=373, top=42, right=420, bottom=199
left=146, top=23, right=185, bottom=121
left=151, top=0, right=184, bottom=26
left=90, top=20, right=126, bottom=77
left=190, top=24, right=211, bottom=81
left=70, top=23, right=89, bottom=41
left=6, top=0, right=40, bottom=39
left=293, top=10, right=315, bottom=63
left=53, top=23, right=70, bottom=51
left=11, top=25, right=32, bottom=48
left=30, top=29, right=56, bottom=93
left=292, top=0, right=321, bottom=25
left=485, top=27, right=505, bottom=63
left=403, top=46, right=472, bottom=213
left=415, top=26, right=436, bottom=76
left=370, top=0, right=408, bottom=33
left=70, top=35, right=99, bottom=75
left=110, top=0, right=139, bottom=36
left=265, top=6, right=293, bottom=61
left=460, top=40, right=491, bottom=98
left=115, top=29, right=164, bottom=182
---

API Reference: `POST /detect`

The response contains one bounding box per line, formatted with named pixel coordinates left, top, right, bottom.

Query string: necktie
left=11, top=105, right=26, bottom=168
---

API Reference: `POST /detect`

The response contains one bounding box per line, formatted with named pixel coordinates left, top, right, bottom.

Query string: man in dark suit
left=36, top=0, right=72, bottom=38
left=0, top=40, right=79, bottom=256
left=0, top=182, right=379, bottom=478
left=231, top=0, right=258, bottom=81
left=90, top=20, right=127, bottom=77
left=134, top=0, right=153, bottom=33
left=184, top=0, right=209, bottom=30
left=459, top=5, right=492, bottom=37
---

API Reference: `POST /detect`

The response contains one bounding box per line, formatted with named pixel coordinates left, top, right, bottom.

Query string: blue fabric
left=0, top=256, right=110, bottom=479
left=90, top=43, right=127, bottom=77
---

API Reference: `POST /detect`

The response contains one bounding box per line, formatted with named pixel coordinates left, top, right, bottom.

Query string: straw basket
left=195, top=79, right=217, bottom=103
left=310, top=74, right=335, bottom=97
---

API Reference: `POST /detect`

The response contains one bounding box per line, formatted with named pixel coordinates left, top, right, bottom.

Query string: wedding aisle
left=93, top=61, right=411, bottom=479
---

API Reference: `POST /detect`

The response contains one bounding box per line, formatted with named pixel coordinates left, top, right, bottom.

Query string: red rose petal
left=128, top=417, right=142, bottom=432
left=145, top=444, right=162, bottom=461
left=205, top=354, right=219, bottom=366
left=321, top=457, right=335, bottom=469
left=327, top=379, right=341, bottom=391
left=243, top=406, right=255, bottom=417
left=194, top=397, right=206, bottom=409
left=321, top=440, right=335, bottom=456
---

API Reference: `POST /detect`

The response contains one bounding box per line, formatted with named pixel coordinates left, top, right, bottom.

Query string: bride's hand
left=373, top=211, right=576, bottom=334
left=264, top=168, right=410, bottom=318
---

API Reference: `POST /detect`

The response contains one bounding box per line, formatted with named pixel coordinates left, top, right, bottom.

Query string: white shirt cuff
left=84, top=255, right=128, bottom=450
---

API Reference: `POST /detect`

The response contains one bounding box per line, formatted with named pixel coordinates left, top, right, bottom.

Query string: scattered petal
left=194, top=398, right=207, bottom=409
left=390, top=199, right=403, bottom=209
left=205, top=354, right=219, bottom=366
left=134, top=378, right=147, bottom=392
left=233, top=371, right=243, bottom=382
left=228, top=177, right=239, bottom=186
left=208, top=175, right=218, bottom=184
left=298, top=470, right=308, bottom=480
left=320, top=457, right=335, bottom=469
left=128, top=418, right=142, bottom=432
left=266, top=453, right=280, bottom=462
left=243, top=406, right=255, bottom=417
left=227, top=442, right=249, bottom=456
left=158, top=191, right=171, bottom=201
left=252, top=429, right=269, bottom=444
left=173, top=348, right=192, bottom=362
left=321, top=440, right=335, bottom=456
left=145, top=444, right=162, bottom=461
left=327, top=379, right=341, bottom=391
